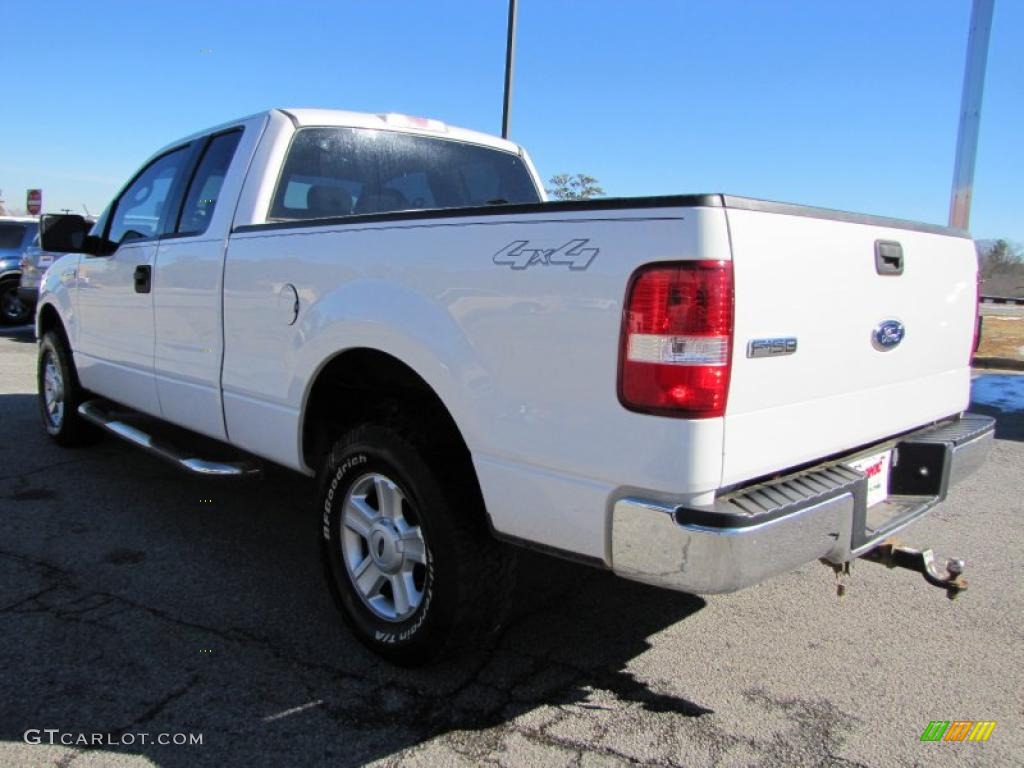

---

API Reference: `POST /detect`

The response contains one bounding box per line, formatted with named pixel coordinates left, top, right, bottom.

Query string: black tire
left=38, top=330, right=100, bottom=446
left=0, top=277, right=32, bottom=326
left=318, top=423, right=515, bottom=666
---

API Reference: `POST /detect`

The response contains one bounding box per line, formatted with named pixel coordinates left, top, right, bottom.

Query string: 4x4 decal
left=493, top=238, right=599, bottom=271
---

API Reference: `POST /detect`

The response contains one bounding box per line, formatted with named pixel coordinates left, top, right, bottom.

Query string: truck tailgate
left=722, top=205, right=976, bottom=487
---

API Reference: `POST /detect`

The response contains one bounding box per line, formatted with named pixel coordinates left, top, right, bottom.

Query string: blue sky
left=1, top=1, right=1019, bottom=242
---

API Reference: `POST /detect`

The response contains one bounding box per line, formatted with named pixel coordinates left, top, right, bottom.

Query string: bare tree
left=546, top=173, right=605, bottom=201
left=978, top=239, right=1023, bottom=278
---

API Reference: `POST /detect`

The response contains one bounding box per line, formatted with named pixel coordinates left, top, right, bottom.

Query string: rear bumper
left=610, top=413, right=995, bottom=594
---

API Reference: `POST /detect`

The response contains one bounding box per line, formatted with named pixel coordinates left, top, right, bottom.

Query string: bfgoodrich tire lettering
left=318, top=423, right=514, bottom=666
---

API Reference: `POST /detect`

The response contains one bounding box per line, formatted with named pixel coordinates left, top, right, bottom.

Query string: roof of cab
left=158, top=108, right=522, bottom=157
left=280, top=108, right=520, bottom=153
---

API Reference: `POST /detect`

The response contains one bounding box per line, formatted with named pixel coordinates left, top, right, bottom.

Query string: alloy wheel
left=340, top=472, right=429, bottom=622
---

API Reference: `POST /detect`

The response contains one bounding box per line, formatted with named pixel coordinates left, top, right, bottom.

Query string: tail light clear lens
left=618, top=261, right=734, bottom=418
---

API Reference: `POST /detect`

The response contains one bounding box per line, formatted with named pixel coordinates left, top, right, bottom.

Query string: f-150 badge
left=747, top=338, right=798, bottom=358
left=493, top=239, right=598, bottom=271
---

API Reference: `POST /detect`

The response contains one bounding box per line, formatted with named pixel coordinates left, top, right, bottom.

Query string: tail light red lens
left=618, top=261, right=734, bottom=418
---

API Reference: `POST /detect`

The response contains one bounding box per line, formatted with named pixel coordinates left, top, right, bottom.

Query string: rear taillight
left=618, top=261, right=734, bottom=418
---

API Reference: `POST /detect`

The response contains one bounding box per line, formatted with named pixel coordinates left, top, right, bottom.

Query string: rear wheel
left=38, top=330, right=99, bottom=446
left=318, top=423, right=515, bottom=666
left=0, top=277, right=31, bottom=325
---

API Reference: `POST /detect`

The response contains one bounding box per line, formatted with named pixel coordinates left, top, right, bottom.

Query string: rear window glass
left=177, top=130, right=243, bottom=234
left=269, top=127, right=539, bottom=221
left=0, top=223, right=29, bottom=249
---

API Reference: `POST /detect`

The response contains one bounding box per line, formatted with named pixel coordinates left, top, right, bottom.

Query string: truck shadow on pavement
left=0, top=392, right=710, bottom=767
left=970, top=374, right=1024, bottom=442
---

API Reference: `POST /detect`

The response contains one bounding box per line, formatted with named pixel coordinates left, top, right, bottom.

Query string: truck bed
left=223, top=192, right=976, bottom=561
left=234, top=193, right=969, bottom=239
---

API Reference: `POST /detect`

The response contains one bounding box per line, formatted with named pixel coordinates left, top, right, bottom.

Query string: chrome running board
left=78, top=400, right=261, bottom=478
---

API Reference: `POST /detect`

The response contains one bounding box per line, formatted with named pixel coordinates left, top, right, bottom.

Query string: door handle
left=134, top=265, right=152, bottom=293
left=875, top=240, right=904, bottom=276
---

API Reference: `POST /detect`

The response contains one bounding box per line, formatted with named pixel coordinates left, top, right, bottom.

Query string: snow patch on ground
left=971, top=374, right=1024, bottom=412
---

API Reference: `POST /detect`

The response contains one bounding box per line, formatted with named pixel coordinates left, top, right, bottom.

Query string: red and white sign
left=848, top=449, right=893, bottom=508
left=26, top=189, right=42, bottom=215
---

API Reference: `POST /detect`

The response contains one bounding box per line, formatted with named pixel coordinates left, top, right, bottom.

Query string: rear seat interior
left=305, top=185, right=353, bottom=218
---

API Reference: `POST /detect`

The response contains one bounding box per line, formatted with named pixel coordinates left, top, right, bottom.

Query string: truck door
left=152, top=129, right=243, bottom=440
left=76, top=145, right=194, bottom=417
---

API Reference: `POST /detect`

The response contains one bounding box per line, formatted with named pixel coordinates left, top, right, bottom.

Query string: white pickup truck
left=36, top=108, right=994, bottom=664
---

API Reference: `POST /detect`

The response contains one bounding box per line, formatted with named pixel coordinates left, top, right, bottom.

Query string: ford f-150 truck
left=35, top=108, right=994, bottom=664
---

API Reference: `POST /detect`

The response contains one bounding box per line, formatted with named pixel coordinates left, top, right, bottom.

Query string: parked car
left=35, top=109, right=993, bottom=665
left=18, top=228, right=90, bottom=315
left=0, top=216, right=38, bottom=325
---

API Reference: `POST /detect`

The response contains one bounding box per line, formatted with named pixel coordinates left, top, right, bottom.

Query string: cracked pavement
left=0, top=324, right=1022, bottom=767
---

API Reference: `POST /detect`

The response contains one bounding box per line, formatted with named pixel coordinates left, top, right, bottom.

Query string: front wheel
left=38, top=330, right=99, bottom=446
left=0, top=277, right=32, bottom=325
left=318, top=424, right=515, bottom=666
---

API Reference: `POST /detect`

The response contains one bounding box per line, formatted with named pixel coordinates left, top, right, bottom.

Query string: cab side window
left=177, top=130, right=243, bottom=235
left=107, top=147, right=190, bottom=245
left=0, top=224, right=27, bottom=249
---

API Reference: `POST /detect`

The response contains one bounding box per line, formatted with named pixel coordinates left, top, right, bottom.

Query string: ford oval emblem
left=873, top=319, right=905, bottom=351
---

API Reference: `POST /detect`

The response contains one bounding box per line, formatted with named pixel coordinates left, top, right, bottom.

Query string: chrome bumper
left=610, top=413, right=996, bottom=594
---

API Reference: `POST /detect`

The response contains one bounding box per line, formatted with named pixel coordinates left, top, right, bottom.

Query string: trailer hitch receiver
left=861, top=540, right=967, bottom=600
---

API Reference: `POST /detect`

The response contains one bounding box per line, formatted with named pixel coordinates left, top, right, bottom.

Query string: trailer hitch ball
left=860, top=541, right=968, bottom=600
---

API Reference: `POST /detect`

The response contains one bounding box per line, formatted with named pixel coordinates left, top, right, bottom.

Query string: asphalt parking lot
left=0, top=323, right=1021, bottom=768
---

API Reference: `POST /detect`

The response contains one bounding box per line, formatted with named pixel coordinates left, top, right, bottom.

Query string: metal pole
left=501, top=0, right=518, bottom=139
left=949, top=0, right=995, bottom=231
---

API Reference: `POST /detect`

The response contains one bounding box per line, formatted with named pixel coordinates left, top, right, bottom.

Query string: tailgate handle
left=875, top=240, right=904, bottom=276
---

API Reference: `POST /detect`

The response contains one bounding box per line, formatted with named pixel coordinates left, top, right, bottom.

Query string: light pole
left=501, top=0, right=518, bottom=139
left=949, top=0, right=995, bottom=231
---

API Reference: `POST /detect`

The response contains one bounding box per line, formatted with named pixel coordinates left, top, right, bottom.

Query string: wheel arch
left=37, top=301, right=69, bottom=348
left=300, top=347, right=492, bottom=531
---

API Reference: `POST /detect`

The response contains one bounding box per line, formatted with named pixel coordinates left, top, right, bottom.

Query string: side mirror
left=39, top=214, right=94, bottom=254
